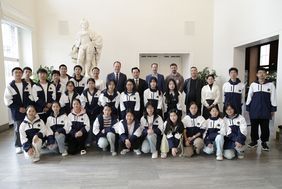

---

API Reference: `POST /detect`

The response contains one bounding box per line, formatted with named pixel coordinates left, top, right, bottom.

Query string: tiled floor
left=1, top=129, right=282, bottom=189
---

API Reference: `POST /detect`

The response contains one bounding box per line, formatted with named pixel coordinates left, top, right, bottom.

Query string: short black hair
left=151, top=63, right=158, bottom=67
left=257, top=67, right=267, bottom=73
left=51, top=70, right=60, bottom=76
left=73, top=65, right=83, bottom=71
left=59, top=64, right=67, bottom=69
left=23, top=66, right=32, bottom=72
left=206, top=74, right=215, bottom=79
left=224, top=103, right=238, bottom=115
left=190, top=66, right=197, bottom=70
left=87, top=78, right=95, bottom=84
left=92, top=67, right=100, bottom=71
left=11, top=67, right=23, bottom=74
left=113, top=61, right=121, bottom=66
left=131, top=67, right=140, bottom=72
left=229, top=67, right=238, bottom=74
left=37, top=68, right=48, bottom=74
left=170, top=63, right=177, bottom=67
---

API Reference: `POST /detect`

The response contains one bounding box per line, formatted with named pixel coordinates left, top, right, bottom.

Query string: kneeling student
left=45, top=102, right=68, bottom=156
left=118, top=110, right=143, bottom=156
left=19, top=105, right=47, bottom=162
left=203, top=106, right=226, bottom=161
left=93, top=105, right=119, bottom=156
left=223, top=103, right=247, bottom=159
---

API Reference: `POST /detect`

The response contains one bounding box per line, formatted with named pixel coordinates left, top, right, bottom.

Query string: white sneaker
left=16, top=147, right=23, bottom=154
left=238, top=155, right=244, bottom=159
left=111, top=152, right=117, bottom=156
left=32, top=157, right=40, bottom=163
left=152, top=152, right=158, bottom=159
left=120, top=149, right=129, bottom=155
left=134, top=149, right=142, bottom=156
left=161, top=153, right=167, bottom=159
left=80, top=150, right=87, bottom=155
left=216, top=156, right=223, bottom=161
left=62, top=151, right=68, bottom=157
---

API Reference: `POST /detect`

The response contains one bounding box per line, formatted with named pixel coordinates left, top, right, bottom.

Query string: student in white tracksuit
left=19, top=105, right=47, bottom=162
left=203, top=106, right=226, bottom=161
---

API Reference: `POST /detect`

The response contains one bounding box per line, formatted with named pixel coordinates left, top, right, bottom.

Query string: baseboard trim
left=0, top=123, right=10, bottom=133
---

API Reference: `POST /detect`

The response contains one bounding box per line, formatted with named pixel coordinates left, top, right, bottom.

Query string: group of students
left=3, top=61, right=277, bottom=163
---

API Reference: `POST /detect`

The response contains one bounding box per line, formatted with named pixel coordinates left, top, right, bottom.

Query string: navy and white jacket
left=70, top=76, right=87, bottom=95
left=204, top=117, right=226, bottom=145
left=163, top=91, right=183, bottom=114
left=53, top=82, right=65, bottom=102
left=120, top=91, right=140, bottom=118
left=246, top=80, right=277, bottom=119
left=19, top=115, right=47, bottom=152
left=45, top=113, right=68, bottom=144
left=4, top=80, right=33, bottom=121
left=140, top=115, right=164, bottom=137
left=66, top=110, right=90, bottom=137
left=98, top=90, right=120, bottom=116
left=32, top=82, right=56, bottom=114
left=59, top=91, right=80, bottom=115
left=80, top=88, right=101, bottom=121
left=223, top=114, right=247, bottom=149
left=93, top=114, right=119, bottom=138
left=163, top=121, right=184, bottom=148
left=222, top=79, right=245, bottom=113
left=182, top=114, right=206, bottom=138
left=118, top=120, right=143, bottom=143
left=143, top=88, right=163, bottom=111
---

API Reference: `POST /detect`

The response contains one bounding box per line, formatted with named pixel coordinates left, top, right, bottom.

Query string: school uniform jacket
left=140, top=115, right=164, bottom=137
left=45, top=113, right=68, bottom=144
left=222, top=79, right=245, bottom=113
left=53, top=82, right=65, bottom=102
left=163, top=121, right=184, bottom=148
left=70, top=76, right=87, bottom=95
left=246, top=80, right=277, bottom=119
left=204, top=117, right=226, bottom=145
left=80, top=88, right=101, bottom=120
left=163, top=91, right=183, bottom=114
left=118, top=120, right=143, bottom=143
left=223, top=114, right=247, bottom=149
left=59, top=91, right=80, bottom=115
left=65, top=110, right=90, bottom=137
left=93, top=114, right=119, bottom=137
left=120, top=91, right=140, bottom=117
left=19, top=115, right=47, bottom=152
left=32, top=82, right=56, bottom=114
left=4, top=80, right=33, bottom=121
left=98, top=90, right=120, bottom=116
left=182, top=114, right=206, bottom=138
left=143, top=88, right=163, bottom=111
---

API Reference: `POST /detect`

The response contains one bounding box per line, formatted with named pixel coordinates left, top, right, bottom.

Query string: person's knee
left=194, top=138, right=204, bottom=149
left=141, top=141, right=150, bottom=153
left=98, top=138, right=108, bottom=149
left=215, top=135, right=224, bottom=142
left=224, top=150, right=235, bottom=160
left=203, top=146, right=214, bottom=154
left=106, top=132, right=115, bottom=141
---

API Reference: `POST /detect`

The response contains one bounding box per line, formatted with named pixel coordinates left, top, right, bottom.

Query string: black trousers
left=14, top=120, right=23, bottom=147
left=250, top=119, right=270, bottom=143
left=67, top=133, right=88, bottom=155
left=119, top=137, right=142, bottom=151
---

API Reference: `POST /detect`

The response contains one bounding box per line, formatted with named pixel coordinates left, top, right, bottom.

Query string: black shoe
left=248, top=141, right=258, bottom=148
left=261, top=142, right=270, bottom=151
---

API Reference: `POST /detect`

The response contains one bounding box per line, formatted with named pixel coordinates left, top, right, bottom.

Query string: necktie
left=135, top=79, right=139, bottom=88
left=115, top=73, right=119, bottom=83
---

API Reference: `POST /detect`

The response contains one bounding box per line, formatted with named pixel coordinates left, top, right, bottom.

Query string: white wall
left=213, top=0, right=282, bottom=128
left=35, top=0, right=214, bottom=80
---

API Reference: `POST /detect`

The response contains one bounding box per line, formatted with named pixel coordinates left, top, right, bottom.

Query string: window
left=259, top=44, right=270, bottom=67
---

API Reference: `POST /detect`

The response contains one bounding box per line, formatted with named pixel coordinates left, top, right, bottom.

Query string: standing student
left=66, top=99, right=90, bottom=155
left=93, top=105, right=119, bottom=156
left=32, top=68, right=56, bottom=123
left=59, top=81, right=80, bottom=115
left=160, top=109, right=184, bottom=159
left=4, top=67, right=33, bottom=154
left=70, top=65, right=87, bottom=95
left=119, top=79, right=140, bottom=119
left=118, top=110, right=143, bottom=156
left=143, top=77, right=163, bottom=116
left=222, top=67, right=245, bottom=114
left=19, top=105, right=47, bottom=162
left=59, top=64, right=72, bottom=87
left=203, top=106, right=226, bottom=161
left=223, top=103, right=247, bottom=160
left=165, top=63, right=185, bottom=92
left=23, top=66, right=35, bottom=86
left=201, top=74, right=220, bottom=119
left=51, top=70, right=65, bottom=102
left=91, top=67, right=105, bottom=91
left=183, top=66, right=204, bottom=114
left=182, top=102, right=206, bottom=157
left=145, top=63, right=165, bottom=93
left=163, top=78, right=183, bottom=120
left=106, top=61, right=127, bottom=93
left=45, top=102, right=68, bottom=156
left=140, top=102, right=164, bottom=159
left=99, top=80, right=120, bottom=118
left=246, top=68, right=277, bottom=151
left=80, top=78, right=101, bottom=147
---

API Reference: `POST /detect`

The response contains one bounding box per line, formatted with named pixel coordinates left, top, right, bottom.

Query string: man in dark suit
left=106, top=61, right=127, bottom=93
left=131, top=67, right=148, bottom=115
left=145, top=63, right=165, bottom=93
left=183, top=66, right=204, bottom=114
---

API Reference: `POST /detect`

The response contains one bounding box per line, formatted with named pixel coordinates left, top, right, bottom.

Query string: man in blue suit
left=106, top=61, right=127, bottom=93
left=145, top=63, right=165, bottom=93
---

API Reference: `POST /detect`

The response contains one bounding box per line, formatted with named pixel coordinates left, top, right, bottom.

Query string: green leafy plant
left=32, top=65, right=54, bottom=83
left=198, top=67, right=218, bottom=82
left=267, top=70, right=277, bottom=86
